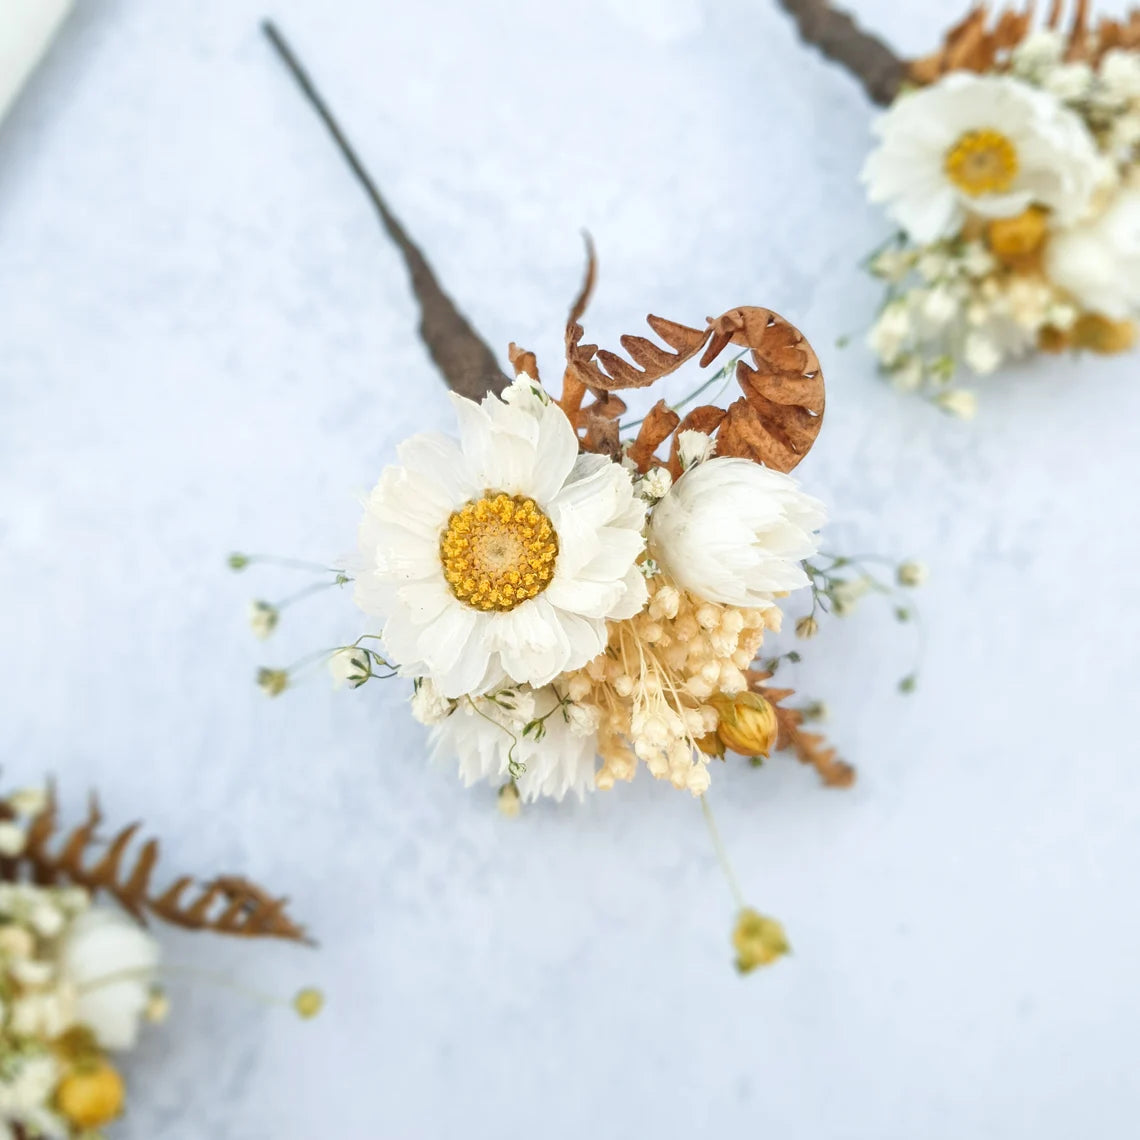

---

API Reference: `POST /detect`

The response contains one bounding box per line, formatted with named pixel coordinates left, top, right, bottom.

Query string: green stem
left=700, top=794, right=745, bottom=911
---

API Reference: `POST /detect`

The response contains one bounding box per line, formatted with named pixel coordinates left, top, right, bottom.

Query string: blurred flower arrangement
left=249, top=22, right=923, bottom=971
left=237, top=250, right=922, bottom=969
left=0, top=784, right=311, bottom=1137
left=861, top=2, right=1140, bottom=413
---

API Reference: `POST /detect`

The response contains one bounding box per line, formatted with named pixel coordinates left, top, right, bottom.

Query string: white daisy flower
left=862, top=73, right=1100, bottom=243
left=1046, top=188, right=1140, bottom=320
left=354, top=378, right=648, bottom=699
left=432, top=686, right=598, bottom=802
left=647, top=457, right=825, bottom=608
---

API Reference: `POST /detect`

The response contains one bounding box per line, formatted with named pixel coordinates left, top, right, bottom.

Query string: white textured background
left=2, top=0, right=1139, bottom=1136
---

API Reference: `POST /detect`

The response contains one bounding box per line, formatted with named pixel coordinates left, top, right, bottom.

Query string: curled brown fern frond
left=562, top=299, right=824, bottom=474
left=9, top=788, right=309, bottom=943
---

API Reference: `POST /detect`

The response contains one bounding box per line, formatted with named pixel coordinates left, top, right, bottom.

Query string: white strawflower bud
left=649, top=458, right=825, bottom=607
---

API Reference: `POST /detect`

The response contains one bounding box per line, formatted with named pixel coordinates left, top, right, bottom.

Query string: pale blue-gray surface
left=1, top=1, right=1138, bottom=1136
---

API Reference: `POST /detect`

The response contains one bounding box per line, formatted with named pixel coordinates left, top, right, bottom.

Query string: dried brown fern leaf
left=151, top=876, right=307, bottom=941
left=566, top=312, right=712, bottom=394
left=907, top=1, right=1139, bottom=81
left=908, top=3, right=1035, bottom=83
left=12, top=788, right=309, bottom=942
left=749, top=673, right=855, bottom=788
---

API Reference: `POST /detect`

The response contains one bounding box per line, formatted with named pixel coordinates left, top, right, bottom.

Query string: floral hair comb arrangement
left=0, top=783, right=313, bottom=1138
left=779, top=1, right=1140, bottom=414
left=240, top=23, right=925, bottom=972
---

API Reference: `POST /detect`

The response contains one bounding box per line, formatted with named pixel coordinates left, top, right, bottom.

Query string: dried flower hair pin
left=241, top=23, right=924, bottom=972
left=780, top=1, right=1140, bottom=414
left=0, top=783, right=314, bottom=1137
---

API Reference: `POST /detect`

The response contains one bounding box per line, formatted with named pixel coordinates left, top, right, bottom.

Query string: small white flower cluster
left=862, top=34, right=1140, bottom=405
left=348, top=377, right=827, bottom=802
left=0, top=791, right=162, bottom=1137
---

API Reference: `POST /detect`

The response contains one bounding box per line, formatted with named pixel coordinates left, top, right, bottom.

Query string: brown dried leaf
left=752, top=680, right=855, bottom=789
left=11, top=787, right=309, bottom=943
left=908, top=1, right=1138, bottom=80
left=567, top=312, right=712, bottom=394
left=627, top=400, right=681, bottom=473
left=508, top=342, right=539, bottom=382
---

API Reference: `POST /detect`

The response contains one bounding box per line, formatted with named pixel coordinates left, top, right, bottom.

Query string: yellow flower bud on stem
left=709, top=691, right=778, bottom=759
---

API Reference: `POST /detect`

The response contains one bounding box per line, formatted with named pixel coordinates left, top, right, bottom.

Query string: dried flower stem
left=261, top=20, right=509, bottom=401
left=774, top=0, right=906, bottom=106
left=700, top=794, right=745, bottom=910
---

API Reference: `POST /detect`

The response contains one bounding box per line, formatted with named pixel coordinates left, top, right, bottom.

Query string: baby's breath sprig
left=257, top=638, right=394, bottom=698
left=798, top=551, right=927, bottom=693
left=232, top=553, right=352, bottom=641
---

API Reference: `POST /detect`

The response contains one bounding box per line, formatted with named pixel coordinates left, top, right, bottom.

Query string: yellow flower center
left=440, top=492, right=559, bottom=612
left=944, top=128, right=1019, bottom=196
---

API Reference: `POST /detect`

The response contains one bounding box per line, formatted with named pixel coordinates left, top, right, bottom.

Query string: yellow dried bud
left=732, top=908, right=790, bottom=973
left=1071, top=313, right=1136, bottom=354
left=293, top=987, right=325, bottom=1019
left=710, top=691, right=778, bottom=758
left=57, top=1060, right=125, bottom=1130
left=986, top=205, right=1049, bottom=264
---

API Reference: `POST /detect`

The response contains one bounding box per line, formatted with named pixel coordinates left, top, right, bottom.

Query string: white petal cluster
left=1047, top=187, right=1140, bottom=320
left=648, top=458, right=825, bottom=607
left=430, top=684, right=598, bottom=802
left=862, top=73, right=1100, bottom=243
left=59, top=907, right=160, bottom=1051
